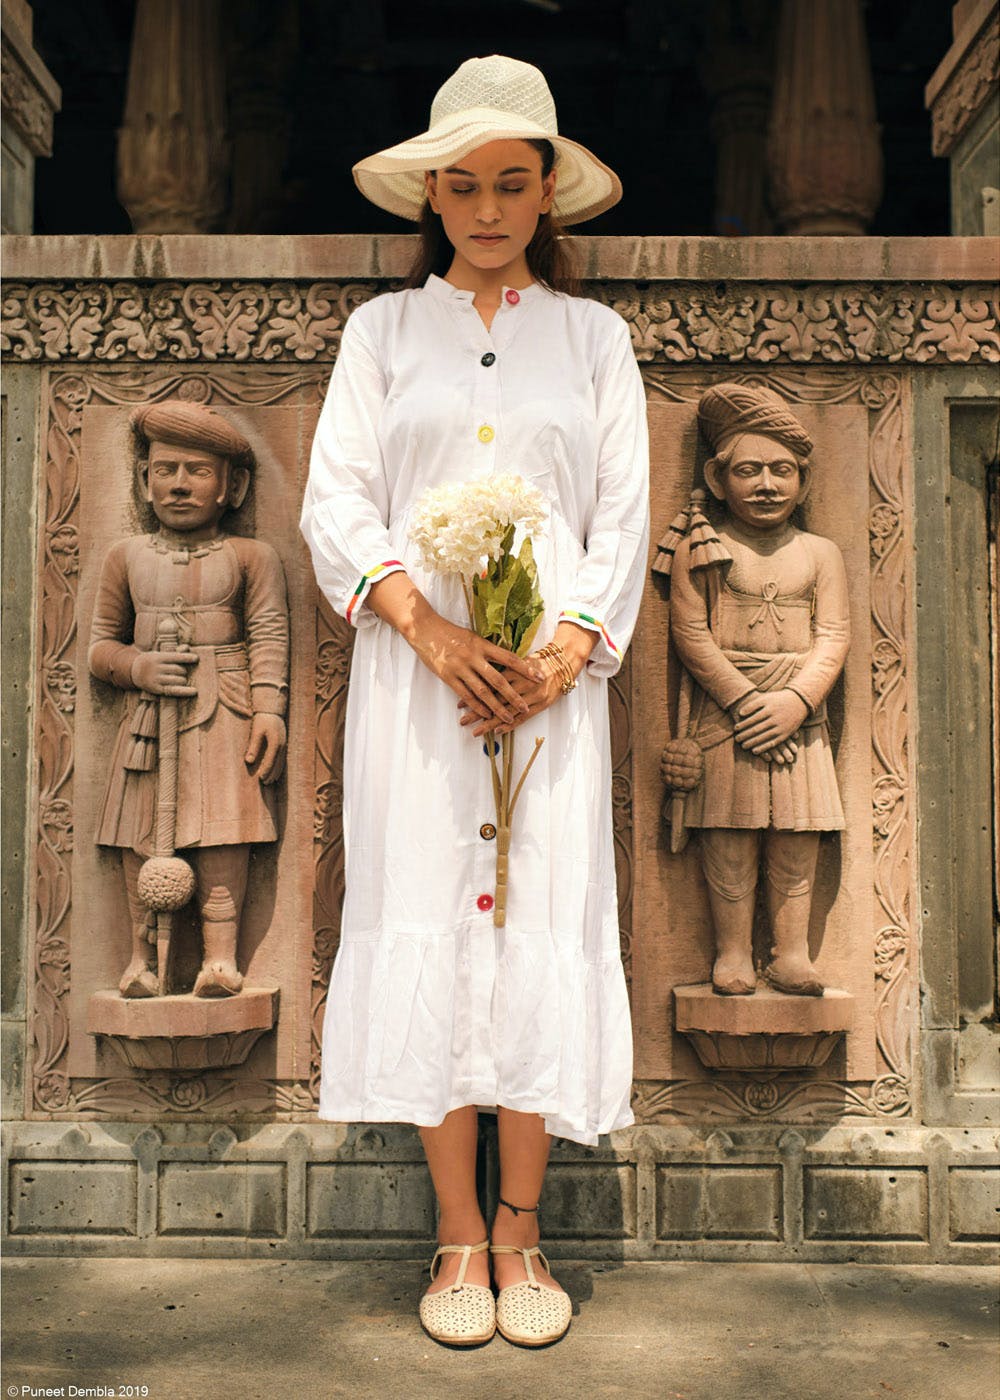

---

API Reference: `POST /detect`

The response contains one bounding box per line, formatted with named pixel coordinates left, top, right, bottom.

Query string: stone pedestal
left=767, top=0, right=882, bottom=234
left=0, top=0, right=61, bottom=234
left=87, top=987, right=279, bottom=1071
left=116, top=0, right=229, bottom=233
left=925, top=0, right=1000, bottom=235
left=674, top=984, right=854, bottom=1071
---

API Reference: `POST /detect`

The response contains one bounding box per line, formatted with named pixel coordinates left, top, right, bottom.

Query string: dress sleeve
left=299, top=307, right=407, bottom=629
left=557, top=312, right=650, bottom=678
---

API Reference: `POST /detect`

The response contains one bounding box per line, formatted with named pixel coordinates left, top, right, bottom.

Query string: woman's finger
left=481, top=641, right=543, bottom=682
left=465, top=672, right=514, bottom=723
left=476, top=659, right=532, bottom=712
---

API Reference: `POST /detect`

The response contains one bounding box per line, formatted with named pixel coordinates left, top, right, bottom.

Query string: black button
left=480, top=352, right=496, bottom=367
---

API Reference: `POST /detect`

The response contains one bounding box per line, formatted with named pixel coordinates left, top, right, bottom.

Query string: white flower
left=409, top=475, right=546, bottom=577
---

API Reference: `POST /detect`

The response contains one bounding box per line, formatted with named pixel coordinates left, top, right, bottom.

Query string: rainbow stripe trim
left=558, top=609, right=620, bottom=659
left=346, top=560, right=404, bottom=624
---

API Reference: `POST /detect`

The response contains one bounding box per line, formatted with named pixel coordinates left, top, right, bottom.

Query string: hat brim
left=352, top=106, right=622, bottom=224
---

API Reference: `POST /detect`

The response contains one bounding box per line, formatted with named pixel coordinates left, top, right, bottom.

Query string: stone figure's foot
left=763, top=956, right=824, bottom=996
left=192, top=960, right=244, bottom=997
left=119, top=960, right=160, bottom=998
left=712, top=953, right=757, bottom=996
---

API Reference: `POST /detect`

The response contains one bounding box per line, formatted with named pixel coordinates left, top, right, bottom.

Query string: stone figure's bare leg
left=420, top=1106, right=490, bottom=1293
left=191, top=845, right=248, bottom=997
left=763, top=829, right=823, bottom=995
left=490, top=1107, right=564, bottom=1293
left=118, top=848, right=159, bottom=998
left=700, top=828, right=760, bottom=995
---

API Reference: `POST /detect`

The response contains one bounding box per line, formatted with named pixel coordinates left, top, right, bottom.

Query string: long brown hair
left=403, top=139, right=581, bottom=295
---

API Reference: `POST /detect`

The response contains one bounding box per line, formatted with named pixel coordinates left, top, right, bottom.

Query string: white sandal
left=418, top=1240, right=496, bottom=1346
left=490, top=1243, right=573, bottom=1346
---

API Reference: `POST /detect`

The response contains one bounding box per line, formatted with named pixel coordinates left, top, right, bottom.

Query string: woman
left=300, top=54, right=649, bottom=1348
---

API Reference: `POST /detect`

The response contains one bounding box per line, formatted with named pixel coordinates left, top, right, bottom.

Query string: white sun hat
left=352, top=54, right=622, bottom=225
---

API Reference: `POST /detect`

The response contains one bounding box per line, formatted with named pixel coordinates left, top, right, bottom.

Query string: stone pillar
left=116, top=0, right=229, bottom=234
left=767, top=0, right=883, bottom=235
left=700, top=0, right=776, bottom=237
left=0, top=0, right=61, bottom=234
left=224, top=0, right=298, bottom=233
left=925, top=0, right=1000, bottom=236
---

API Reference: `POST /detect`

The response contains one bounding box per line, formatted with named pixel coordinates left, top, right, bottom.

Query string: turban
left=697, top=383, right=813, bottom=459
left=131, top=402, right=253, bottom=469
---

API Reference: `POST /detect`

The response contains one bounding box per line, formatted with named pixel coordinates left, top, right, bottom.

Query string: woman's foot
left=424, top=1213, right=491, bottom=1294
left=490, top=1212, right=572, bottom=1346
left=419, top=1239, right=495, bottom=1346
left=489, top=1212, right=563, bottom=1294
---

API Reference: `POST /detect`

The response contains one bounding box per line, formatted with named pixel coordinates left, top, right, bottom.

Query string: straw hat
left=352, top=54, right=622, bottom=225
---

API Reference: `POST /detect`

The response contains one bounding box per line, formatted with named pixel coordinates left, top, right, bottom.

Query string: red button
left=477, top=893, right=495, bottom=912
left=504, top=289, right=520, bottom=305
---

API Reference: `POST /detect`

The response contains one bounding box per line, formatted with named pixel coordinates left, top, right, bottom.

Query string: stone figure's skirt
left=96, top=702, right=279, bottom=854
left=683, top=720, right=845, bottom=831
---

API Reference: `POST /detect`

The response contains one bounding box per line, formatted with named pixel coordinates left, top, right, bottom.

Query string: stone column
left=116, top=0, right=229, bottom=233
left=767, top=0, right=883, bottom=235
left=925, top=0, right=1000, bottom=235
left=700, top=0, right=776, bottom=237
left=1, top=0, right=61, bottom=234
left=224, top=0, right=298, bottom=233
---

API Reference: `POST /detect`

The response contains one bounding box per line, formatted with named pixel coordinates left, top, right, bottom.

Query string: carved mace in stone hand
left=134, top=611, right=196, bottom=994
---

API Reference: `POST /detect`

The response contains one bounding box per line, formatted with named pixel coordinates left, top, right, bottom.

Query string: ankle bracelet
left=498, top=1196, right=539, bottom=1216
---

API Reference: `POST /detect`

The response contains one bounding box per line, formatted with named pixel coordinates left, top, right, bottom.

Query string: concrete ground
left=1, top=1258, right=996, bottom=1400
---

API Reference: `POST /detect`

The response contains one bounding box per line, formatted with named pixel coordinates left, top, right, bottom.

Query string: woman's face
left=425, top=139, right=556, bottom=281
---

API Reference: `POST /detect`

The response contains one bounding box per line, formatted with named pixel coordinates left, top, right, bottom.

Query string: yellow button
left=477, top=424, right=495, bottom=444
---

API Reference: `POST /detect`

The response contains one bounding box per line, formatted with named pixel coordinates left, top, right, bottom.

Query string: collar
left=423, top=273, right=545, bottom=304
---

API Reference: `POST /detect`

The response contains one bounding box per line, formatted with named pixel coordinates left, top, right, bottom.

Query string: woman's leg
left=419, top=1106, right=489, bottom=1293
left=490, top=1107, right=563, bottom=1293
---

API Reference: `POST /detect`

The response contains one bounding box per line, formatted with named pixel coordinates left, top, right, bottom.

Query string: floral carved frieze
left=2, top=280, right=998, bottom=365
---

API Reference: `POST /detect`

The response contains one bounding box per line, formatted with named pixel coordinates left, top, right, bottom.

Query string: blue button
left=483, top=739, right=500, bottom=756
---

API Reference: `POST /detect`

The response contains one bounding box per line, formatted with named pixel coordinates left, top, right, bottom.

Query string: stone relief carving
left=87, top=401, right=289, bottom=1000
left=31, top=368, right=320, bottom=1117
left=19, top=341, right=915, bottom=1123
left=0, top=48, right=56, bottom=155
left=928, top=8, right=1000, bottom=157
left=633, top=367, right=913, bottom=1121
left=656, top=383, right=850, bottom=1000
left=2, top=281, right=998, bottom=366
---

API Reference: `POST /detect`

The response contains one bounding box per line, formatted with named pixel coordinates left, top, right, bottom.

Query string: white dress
left=300, top=273, right=650, bottom=1146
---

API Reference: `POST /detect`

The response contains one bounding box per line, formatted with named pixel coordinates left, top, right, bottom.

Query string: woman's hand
left=366, top=572, right=542, bottom=724
left=462, top=621, right=598, bottom=737
left=410, top=614, right=543, bottom=725
left=732, top=688, right=808, bottom=756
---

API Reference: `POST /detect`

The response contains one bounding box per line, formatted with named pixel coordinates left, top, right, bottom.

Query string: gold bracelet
left=535, top=641, right=577, bottom=695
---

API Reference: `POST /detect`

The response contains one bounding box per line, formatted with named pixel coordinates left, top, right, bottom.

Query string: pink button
left=505, top=288, right=520, bottom=305
left=477, top=893, right=495, bottom=912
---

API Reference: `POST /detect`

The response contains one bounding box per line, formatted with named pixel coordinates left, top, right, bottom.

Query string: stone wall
left=2, top=234, right=998, bottom=1261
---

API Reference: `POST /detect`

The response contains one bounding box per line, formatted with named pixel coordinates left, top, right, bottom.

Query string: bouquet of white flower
left=410, top=474, right=548, bottom=927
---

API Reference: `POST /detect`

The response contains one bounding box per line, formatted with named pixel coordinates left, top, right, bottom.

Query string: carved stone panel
left=32, top=369, right=328, bottom=1117
left=631, top=370, right=914, bottom=1123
